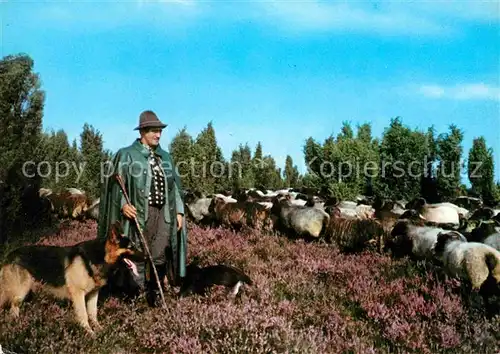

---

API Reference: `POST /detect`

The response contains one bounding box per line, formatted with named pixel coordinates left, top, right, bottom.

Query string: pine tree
left=230, top=143, right=255, bottom=190
left=468, top=136, right=496, bottom=205
left=420, top=126, right=438, bottom=202
left=169, top=127, right=195, bottom=190
left=253, top=142, right=266, bottom=189
left=38, top=129, right=76, bottom=190
left=191, top=122, right=221, bottom=194
left=79, top=123, right=105, bottom=199
left=356, top=123, right=379, bottom=197
left=303, top=137, right=323, bottom=179
left=375, top=117, right=428, bottom=201
left=436, top=124, right=464, bottom=201
left=284, top=155, right=300, bottom=188
left=0, top=54, right=45, bottom=240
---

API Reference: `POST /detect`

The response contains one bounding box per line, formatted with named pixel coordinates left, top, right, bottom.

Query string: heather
left=1, top=221, right=499, bottom=353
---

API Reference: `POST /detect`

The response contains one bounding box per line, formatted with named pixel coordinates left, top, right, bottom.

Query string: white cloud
left=256, top=0, right=498, bottom=36
left=419, top=85, right=446, bottom=98
left=260, top=1, right=446, bottom=35
left=12, top=0, right=499, bottom=37
left=419, top=83, right=500, bottom=101
left=25, top=0, right=202, bottom=31
left=406, top=1, right=499, bottom=22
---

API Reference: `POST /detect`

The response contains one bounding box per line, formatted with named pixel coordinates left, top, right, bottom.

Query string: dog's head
left=105, top=221, right=145, bottom=265
left=185, top=259, right=202, bottom=275
left=433, top=231, right=464, bottom=256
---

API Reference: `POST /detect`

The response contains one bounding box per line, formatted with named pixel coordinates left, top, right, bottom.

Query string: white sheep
left=387, top=221, right=461, bottom=260
left=406, top=198, right=460, bottom=226
left=433, top=231, right=500, bottom=311
left=483, top=233, right=500, bottom=252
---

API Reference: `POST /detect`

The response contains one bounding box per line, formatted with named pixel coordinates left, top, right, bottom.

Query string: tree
left=303, top=137, right=323, bottom=180
left=420, top=126, right=438, bottom=202
left=356, top=122, right=372, bottom=144
left=230, top=143, right=255, bottom=190
left=252, top=142, right=266, bottom=189
left=213, top=146, right=230, bottom=193
left=37, top=129, right=80, bottom=190
left=79, top=123, right=105, bottom=199
left=356, top=123, right=379, bottom=197
left=284, top=155, right=300, bottom=188
left=169, top=127, right=195, bottom=190
left=0, top=54, right=45, bottom=240
left=468, top=137, right=496, bottom=205
left=192, top=122, right=226, bottom=194
left=375, top=117, right=428, bottom=201
left=435, top=124, right=464, bottom=201
left=337, top=121, right=354, bottom=141
left=259, top=155, right=283, bottom=190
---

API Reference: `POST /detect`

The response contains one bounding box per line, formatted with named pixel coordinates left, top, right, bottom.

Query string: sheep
left=465, top=221, right=500, bottom=243
left=386, top=220, right=461, bottom=261
left=209, top=196, right=272, bottom=232
left=85, top=198, right=100, bottom=220
left=324, top=215, right=387, bottom=253
left=452, top=196, right=483, bottom=211
left=185, top=196, right=213, bottom=224
left=39, top=188, right=53, bottom=197
left=433, top=231, right=500, bottom=312
left=483, top=234, right=500, bottom=252
left=354, top=204, right=375, bottom=219
left=467, top=207, right=495, bottom=222
left=372, top=197, right=406, bottom=233
left=270, top=195, right=330, bottom=239
left=405, top=197, right=460, bottom=226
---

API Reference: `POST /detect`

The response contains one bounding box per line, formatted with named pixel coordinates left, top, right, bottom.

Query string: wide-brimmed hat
left=134, top=110, right=167, bottom=130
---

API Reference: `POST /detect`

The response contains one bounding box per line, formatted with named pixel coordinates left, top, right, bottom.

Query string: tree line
left=1, top=53, right=499, bottom=241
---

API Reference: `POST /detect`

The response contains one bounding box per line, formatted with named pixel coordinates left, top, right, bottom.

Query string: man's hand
left=177, top=213, right=183, bottom=231
left=122, top=203, right=137, bottom=220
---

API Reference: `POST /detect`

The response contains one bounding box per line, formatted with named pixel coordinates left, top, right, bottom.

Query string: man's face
left=140, top=128, right=163, bottom=147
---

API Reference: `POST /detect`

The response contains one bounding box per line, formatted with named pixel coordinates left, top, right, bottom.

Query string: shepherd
left=98, top=110, right=187, bottom=307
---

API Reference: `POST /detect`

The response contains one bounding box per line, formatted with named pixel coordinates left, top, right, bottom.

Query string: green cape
left=98, top=139, right=187, bottom=284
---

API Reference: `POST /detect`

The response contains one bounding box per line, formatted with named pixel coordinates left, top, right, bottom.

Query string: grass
left=0, top=220, right=499, bottom=353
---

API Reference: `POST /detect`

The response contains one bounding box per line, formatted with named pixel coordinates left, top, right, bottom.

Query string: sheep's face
left=384, top=234, right=412, bottom=258
left=399, top=209, right=427, bottom=225
left=406, top=197, right=426, bottom=211
left=390, top=221, right=409, bottom=237
left=434, top=231, right=464, bottom=256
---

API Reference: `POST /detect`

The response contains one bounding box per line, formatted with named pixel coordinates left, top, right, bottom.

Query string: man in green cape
left=98, top=110, right=187, bottom=307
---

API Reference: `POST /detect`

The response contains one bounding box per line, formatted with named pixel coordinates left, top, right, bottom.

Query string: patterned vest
left=146, top=146, right=166, bottom=207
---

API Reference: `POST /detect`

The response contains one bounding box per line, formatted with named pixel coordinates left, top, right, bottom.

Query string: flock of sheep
left=38, top=186, right=500, bottom=313
left=183, top=188, right=500, bottom=314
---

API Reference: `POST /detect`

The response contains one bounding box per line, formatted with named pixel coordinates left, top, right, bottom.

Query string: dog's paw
left=84, top=326, right=96, bottom=336
left=9, top=306, right=20, bottom=319
left=91, top=321, right=103, bottom=332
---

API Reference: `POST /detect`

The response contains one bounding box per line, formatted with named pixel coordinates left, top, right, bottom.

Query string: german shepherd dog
left=0, top=221, right=144, bottom=334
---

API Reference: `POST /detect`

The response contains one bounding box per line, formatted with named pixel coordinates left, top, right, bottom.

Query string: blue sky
left=2, top=1, right=499, bottom=185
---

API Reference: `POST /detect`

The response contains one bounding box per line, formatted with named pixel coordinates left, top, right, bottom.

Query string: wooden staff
left=114, top=173, right=167, bottom=310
